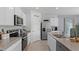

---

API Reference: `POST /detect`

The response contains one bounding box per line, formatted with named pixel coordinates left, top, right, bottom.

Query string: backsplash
left=0, top=25, right=30, bottom=33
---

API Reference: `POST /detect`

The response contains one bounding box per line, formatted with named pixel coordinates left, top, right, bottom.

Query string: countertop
left=0, top=37, right=22, bottom=51
left=49, top=32, right=79, bottom=51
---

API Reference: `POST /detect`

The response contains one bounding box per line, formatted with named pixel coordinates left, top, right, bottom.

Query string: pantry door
left=31, top=11, right=41, bottom=43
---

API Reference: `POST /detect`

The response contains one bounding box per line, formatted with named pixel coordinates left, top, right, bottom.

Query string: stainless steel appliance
left=7, top=29, right=19, bottom=37
left=20, top=29, right=27, bottom=50
left=22, top=36, right=27, bottom=50
left=14, top=15, right=23, bottom=26
left=41, top=20, right=49, bottom=40
left=7, top=29, right=28, bottom=50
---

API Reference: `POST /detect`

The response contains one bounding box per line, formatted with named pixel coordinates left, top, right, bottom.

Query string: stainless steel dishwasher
left=22, top=36, right=27, bottom=50
left=20, top=29, right=28, bottom=51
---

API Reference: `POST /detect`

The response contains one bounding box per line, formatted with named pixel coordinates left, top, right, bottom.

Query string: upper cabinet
left=6, top=7, right=14, bottom=25
left=0, top=7, right=14, bottom=25
left=50, top=16, right=58, bottom=26
left=0, top=7, right=26, bottom=26
left=0, top=8, right=6, bottom=25
left=14, top=7, right=23, bottom=17
left=14, top=7, right=26, bottom=26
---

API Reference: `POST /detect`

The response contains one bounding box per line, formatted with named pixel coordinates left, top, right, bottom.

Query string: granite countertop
left=49, top=32, right=79, bottom=51
left=0, top=37, right=22, bottom=51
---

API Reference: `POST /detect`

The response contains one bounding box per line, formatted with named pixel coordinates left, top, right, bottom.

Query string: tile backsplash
left=0, top=25, right=29, bottom=33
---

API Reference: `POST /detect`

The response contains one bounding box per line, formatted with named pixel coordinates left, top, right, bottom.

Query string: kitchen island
left=0, top=37, right=22, bottom=51
left=48, top=32, right=79, bottom=51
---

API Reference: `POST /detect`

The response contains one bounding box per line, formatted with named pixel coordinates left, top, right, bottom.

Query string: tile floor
left=24, top=40, right=49, bottom=51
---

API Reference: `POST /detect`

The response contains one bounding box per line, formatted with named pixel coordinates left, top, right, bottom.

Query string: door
left=31, top=11, right=41, bottom=43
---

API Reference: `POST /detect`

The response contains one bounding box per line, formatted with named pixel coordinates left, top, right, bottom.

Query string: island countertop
left=49, top=32, right=79, bottom=51
left=0, top=37, right=22, bottom=51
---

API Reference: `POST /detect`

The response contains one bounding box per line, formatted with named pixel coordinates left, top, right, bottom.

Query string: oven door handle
left=22, top=36, right=27, bottom=39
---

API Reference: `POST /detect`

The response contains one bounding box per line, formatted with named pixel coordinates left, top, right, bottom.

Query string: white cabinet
left=48, top=33, right=56, bottom=51
left=23, top=14, right=26, bottom=26
left=14, top=7, right=26, bottom=26
left=0, top=7, right=14, bottom=25
left=6, top=39, right=22, bottom=51
left=14, top=7, right=23, bottom=17
left=6, top=8, right=14, bottom=25
left=50, top=16, right=58, bottom=26
left=0, top=7, right=26, bottom=26
left=0, top=8, right=7, bottom=25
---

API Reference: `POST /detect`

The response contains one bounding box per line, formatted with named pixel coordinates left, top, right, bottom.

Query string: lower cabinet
left=48, top=34, right=56, bottom=51
left=6, top=39, right=22, bottom=51
left=48, top=33, right=70, bottom=51
left=56, top=41, right=70, bottom=51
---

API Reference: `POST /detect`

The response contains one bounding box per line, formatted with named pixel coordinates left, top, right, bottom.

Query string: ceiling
left=21, top=7, right=79, bottom=15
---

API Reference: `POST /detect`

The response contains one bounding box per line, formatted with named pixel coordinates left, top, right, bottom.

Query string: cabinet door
left=48, top=34, right=56, bottom=51
left=27, top=33, right=31, bottom=45
left=14, top=7, right=22, bottom=17
left=50, top=16, right=58, bottom=26
left=0, top=8, right=6, bottom=25
left=0, top=7, right=14, bottom=25
left=14, top=7, right=26, bottom=26
left=6, top=7, right=14, bottom=25
left=6, top=39, right=22, bottom=51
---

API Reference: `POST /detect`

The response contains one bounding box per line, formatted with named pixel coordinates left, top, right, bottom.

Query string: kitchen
left=0, top=7, right=79, bottom=51
left=24, top=7, right=79, bottom=51
left=0, top=7, right=29, bottom=51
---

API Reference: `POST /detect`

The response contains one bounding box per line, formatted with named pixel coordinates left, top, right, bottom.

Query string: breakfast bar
left=48, top=32, right=79, bottom=51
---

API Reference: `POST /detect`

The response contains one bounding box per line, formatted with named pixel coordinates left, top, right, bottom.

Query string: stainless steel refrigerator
left=41, top=20, right=51, bottom=40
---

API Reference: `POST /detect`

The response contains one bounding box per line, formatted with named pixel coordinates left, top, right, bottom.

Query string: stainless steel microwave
left=14, top=15, right=23, bottom=26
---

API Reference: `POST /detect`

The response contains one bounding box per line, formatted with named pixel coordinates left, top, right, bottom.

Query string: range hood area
left=14, top=15, right=23, bottom=26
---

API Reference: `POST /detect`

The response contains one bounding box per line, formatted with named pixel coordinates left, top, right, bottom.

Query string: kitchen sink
left=53, top=34, right=65, bottom=38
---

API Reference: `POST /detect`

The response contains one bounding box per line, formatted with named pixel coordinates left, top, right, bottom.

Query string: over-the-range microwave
left=14, top=15, right=23, bottom=26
